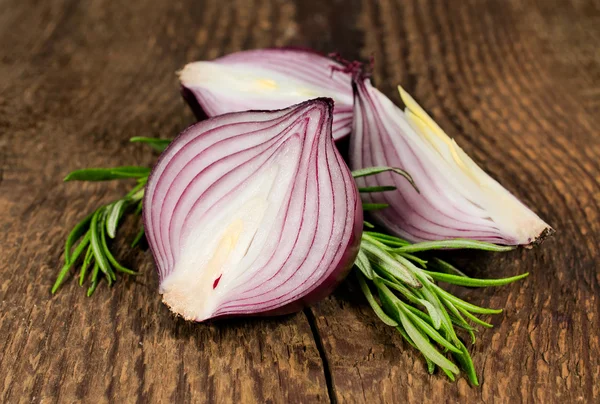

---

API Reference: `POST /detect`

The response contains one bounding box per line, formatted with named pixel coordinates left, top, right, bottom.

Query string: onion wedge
left=144, top=98, right=362, bottom=321
left=179, top=48, right=354, bottom=141
left=350, top=78, right=553, bottom=246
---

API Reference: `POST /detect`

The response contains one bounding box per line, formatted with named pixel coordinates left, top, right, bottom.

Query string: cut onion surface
left=144, top=98, right=362, bottom=321
left=350, top=78, right=552, bottom=246
left=179, top=48, right=354, bottom=141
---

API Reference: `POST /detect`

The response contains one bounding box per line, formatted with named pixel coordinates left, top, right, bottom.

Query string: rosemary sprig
left=352, top=167, right=526, bottom=383
left=355, top=229, right=526, bottom=385
left=51, top=167, right=147, bottom=295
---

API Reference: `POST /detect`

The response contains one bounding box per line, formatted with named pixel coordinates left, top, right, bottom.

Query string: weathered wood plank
left=309, top=0, right=600, bottom=402
left=0, top=0, right=599, bottom=403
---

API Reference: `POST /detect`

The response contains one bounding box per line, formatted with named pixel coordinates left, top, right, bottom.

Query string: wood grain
left=311, top=0, right=600, bottom=402
left=0, top=0, right=598, bottom=403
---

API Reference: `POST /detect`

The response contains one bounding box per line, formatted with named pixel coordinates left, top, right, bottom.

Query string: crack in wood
left=304, top=308, right=336, bottom=404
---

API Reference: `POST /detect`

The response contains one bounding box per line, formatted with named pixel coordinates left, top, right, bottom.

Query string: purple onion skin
left=144, top=98, right=363, bottom=321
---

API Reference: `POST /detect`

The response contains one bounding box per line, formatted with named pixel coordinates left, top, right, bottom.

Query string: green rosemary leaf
left=406, top=264, right=459, bottom=344
left=394, top=239, right=516, bottom=253
left=90, top=208, right=114, bottom=284
left=457, top=306, right=494, bottom=328
left=441, top=368, right=456, bottom=381
left=376, top=279, right=456, bottom=360
left=396, top=326, right=418, bottom=350
left=96, top=166, right=150, bottom=180
left=362, top=233, right=395, bottom=251
left=403, top=304, right=434, bottom=323
left=358, top=185, right=396, bottom=193
left=87, top=262, right=100, bottom=296
left=432, top=284, right=502, bottom=315
left=400, top=303, right=461, bottom=354
left=106, top=199, right=128, bottom=239
left=363, top=220, right=375, bottom=229
left=376, top=277, right=422, bottom=305
left=131, top=227, right=145, bottom=248
left=398, top=309, right=459, bottom=374
left=399, top=324, right=455, bottom=381
left=448, top=316, right=477, bottom=333
left=429, top=258, right=469, bottom=277
left=373, top=267, right=398, bottom=285
left=417, top=298, right=442, bottom=330
left=374, top=278, right=404, bottom=323
left=363, top=231, right=393, bottom=239
left=373, top=258, right=421, bottom=289
left=452, top=340, right=479, bottom=386
left=399, top=252, right=428, bottom=268
left=99, top=214, right=136, bottom=276
left=64, top=212, right=94, bottom=263
left=363, top=232, right=410, bottom=246
left=453, top=324, right=477, bottom=345
left=440, top=297, right=477, bottom=344
left=100, top=210, right=117, bottom=282
left=375, top=238, right=410, bottom=248
left=424, top=271, right=529, bottom=287
left=357, top=273, right=398, bottom=326
left=79, top=244, right=94, bottom=286
left=132, top=189, right=145, bottom=203
left=426, top=357, right=436, bottom=374
left=354, top=250, right=375, bottom=280
left=130, top=136, right=171, bottom=152
left=125, top=181, right=146, bottom=200
left=64, top=166, right=150, bottom=182
left=351, top=166, right=418, bottom=192
left=51, top=231, right=91, bottom=294
left=425, top=290, right=458, bottom=344
left=395, top=254, right=433, bottom=282
left=134, top=199, right=143, bottom=215
left=363, top=203, right=389, bottom=211
left=362, top=241, right=420, bottom=287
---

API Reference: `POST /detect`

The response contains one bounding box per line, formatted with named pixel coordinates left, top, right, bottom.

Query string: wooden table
left=1, top=0, right=598, bottom=402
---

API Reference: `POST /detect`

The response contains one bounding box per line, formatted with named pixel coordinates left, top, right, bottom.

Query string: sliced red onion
left=143, top=98, right=362, bottom=321
left=350, top=78, right=552, bottom=246
left=179, top=48, right=354, bottom=141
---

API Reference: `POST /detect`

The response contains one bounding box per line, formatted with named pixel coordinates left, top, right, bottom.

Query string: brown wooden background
left=1, top=0, right=599, bottom=402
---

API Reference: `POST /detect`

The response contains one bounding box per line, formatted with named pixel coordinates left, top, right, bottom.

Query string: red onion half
left=143, top=98, right=362, bottom=321
left=178, top=48, right=354, bottom=141
left=351, top=78, right=552, bottom=246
